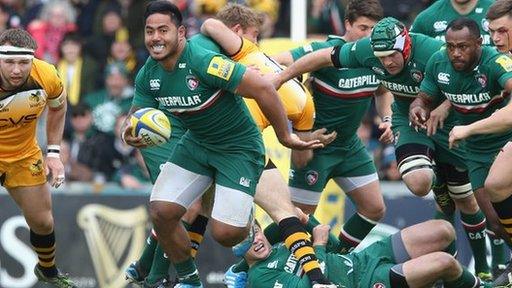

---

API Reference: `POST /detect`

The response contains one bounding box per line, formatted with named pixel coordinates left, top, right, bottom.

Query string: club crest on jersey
left=29, top=91, right=41, bottom=103
left=475, top=74, right=487, bottom=87
left=305, top=170, right=319, bottom=185
left=186, top=75, right=199, bottom=91
left=410, top=69, right=423, bottom=83
left=372, top=67, right=386, bottom=75
left=30, top=159, right=43, bottom=175
left=373, top=283, right=386, bottom=288
left=433, top=21, right=448, bottom=32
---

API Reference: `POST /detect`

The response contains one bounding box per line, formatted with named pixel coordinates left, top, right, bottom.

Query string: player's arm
left=46, top=88, right=67, bottom=188
left=273, top=47, right=334, bottom=89
left=291, top=131, right=314, bottom=168
left=374, top=85, right=394, bottom=144
left=200, top=18, right=243, bottom=56
left=121, top=105, right=148, bottom=148
left=272, top=51, right=294, bottom=66
left=449, top=78, right=512, bottom=145
left=236, top=68, right=323, bottom=150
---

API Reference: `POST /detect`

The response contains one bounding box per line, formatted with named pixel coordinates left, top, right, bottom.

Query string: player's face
left=241, top=26, right=260, bottom=43
left=377, top=51, right=405, bottom=75
left=0, top=57, right=32, bottom=90
left=344, top=16, right=376, bottom=41
left=244, top=225, right=272, bottom=262
left=446, top=27, right=482, bottom=71
left=144, top=13, right=185, bottom=62
left=488, top=15, right=512, bottom=53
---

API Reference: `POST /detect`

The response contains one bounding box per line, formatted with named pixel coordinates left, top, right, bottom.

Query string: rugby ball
left=130, top=108, right=171, bottom=147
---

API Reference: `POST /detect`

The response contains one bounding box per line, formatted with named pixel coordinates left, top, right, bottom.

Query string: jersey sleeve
left=335, top=38, right=371, bottom=69
left=491, top=54, right=512, bottom=87
left=419, top=52, right=443, bottom=102
left=199, top=53, right=247, bottom=93
left=290, top=40, right=335, bottom=61
left=33, top=59, right=64, bottom=99
left=132, top=65, right=159, bottom=108
left=291, top=90, right=315, bottom=131
left=231, top=37, right=259, bottom=61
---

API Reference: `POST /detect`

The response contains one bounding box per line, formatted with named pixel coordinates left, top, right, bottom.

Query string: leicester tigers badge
left=475, top=73, right=487, bottom=87
left=186, top=75, right=199, bottom=91
left=305, top=170, right=319, bottom=185
left=410, top=69, right=423, bottom=83
left=373, top=283, right=386, bottom=288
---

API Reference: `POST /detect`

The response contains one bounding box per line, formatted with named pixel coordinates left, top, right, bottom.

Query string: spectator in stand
left=27, top=0, right=77, bottom=64
left=86, top=8, right=128, bottom=72
left=63, top=103, right=97, bottom=181
left=113, top=149, right=151, bottom=190
left=92, top=0, right=149, bottom=59
left=57, top=32, right=100, bottom=106
left=308, top=0, right=345, bottom=36
left=84, top=62, right=133, bottom=134
left=108, top=39, right=139, bottom=82
left=0, top=3, right=20, bottom=31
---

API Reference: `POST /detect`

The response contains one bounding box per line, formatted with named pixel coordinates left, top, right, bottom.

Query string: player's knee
left=403, top=172, right=433, bottom=197
left=359, top=202, right=386, bottom=221
left=149, top=202, right=183, bottom=228
left=211, top=225, right=247, bottom=247
left=28, top=215, right=54, bottom=234
left=433, top=220, right=456, bottom=244
left=484, top=176, right=510, bottom=200
left=432, top=252, right=459, bottom=273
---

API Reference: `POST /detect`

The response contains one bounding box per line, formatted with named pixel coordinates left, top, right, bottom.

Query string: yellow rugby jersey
left=233, top=38, right=314, bottom=132
left=0, top=58, right=63, bottom=161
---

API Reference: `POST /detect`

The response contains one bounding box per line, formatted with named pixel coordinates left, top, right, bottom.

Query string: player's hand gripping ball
left=130, top=108, right=171, bottom=147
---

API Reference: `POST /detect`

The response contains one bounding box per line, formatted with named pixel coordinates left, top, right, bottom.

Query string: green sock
left=232, top=258, right=249, bottom=273
left=175, top=257, right=201, bottom=285
left=444, top=267, right=480, bottom=288
left=460, top=211, right=489, bottom=274
left=489, top=231, right=509, bottom=271
left=145, top=244, right=171, bottom=284
left=434, top=210, right=457, bottom=256
left=338, top=213, right=376, bottom=253
left=138, top=231, right=158, bottom=273
left=306, top=215, right=340, bottom=253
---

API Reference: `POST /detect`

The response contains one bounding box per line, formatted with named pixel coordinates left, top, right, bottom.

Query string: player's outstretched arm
left=236, top=68, right=323, bottom=150
left=200, top=18, right=243, bottom=56
left=450, top=78, right=512, bottom=137
left=271, top=51, right=295, bottom=67
left=46, top=89, right=67, bottom=188
left=274, top=47, right=334, bottom=89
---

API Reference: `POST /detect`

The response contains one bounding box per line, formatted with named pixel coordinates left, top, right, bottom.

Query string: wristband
left=47, top=144, right=60, bottom=158
left=382, top=116, right=392, bottom=123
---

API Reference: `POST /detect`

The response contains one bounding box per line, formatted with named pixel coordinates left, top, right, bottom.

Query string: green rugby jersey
left=248, top=244, right=355, bottom=288
left=336, top=33, right=450, bottom=119
left=411, top=0, right=493, bottom=45
left=290, top=35, right=380, bottom=149
left=421, top=46, right=512, bottom=152
left=132, top=40, right=261, bottom=149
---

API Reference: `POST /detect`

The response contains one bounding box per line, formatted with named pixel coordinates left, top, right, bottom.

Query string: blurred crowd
left=0, top=0, right=433, bottom=189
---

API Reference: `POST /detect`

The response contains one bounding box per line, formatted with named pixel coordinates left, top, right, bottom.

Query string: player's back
left=0, top=58, right=62, bottom=161
left=233, top=39, right=314, bottom=132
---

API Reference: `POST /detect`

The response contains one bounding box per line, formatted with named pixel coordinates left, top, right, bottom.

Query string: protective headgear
left=371, top=17, right=412, bottom=61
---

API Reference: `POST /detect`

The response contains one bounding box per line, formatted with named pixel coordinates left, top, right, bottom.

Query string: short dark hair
left=144, top=1, right=183, bottom=26
left=0, top=28, right=37, bottom=50
left=345, top=0, right=384, bottom=24
left=71, top=102, right=91, bottom=117
left=446, top=17, right=481, bottom=39
left=487, top=0, right=512, bottom=21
